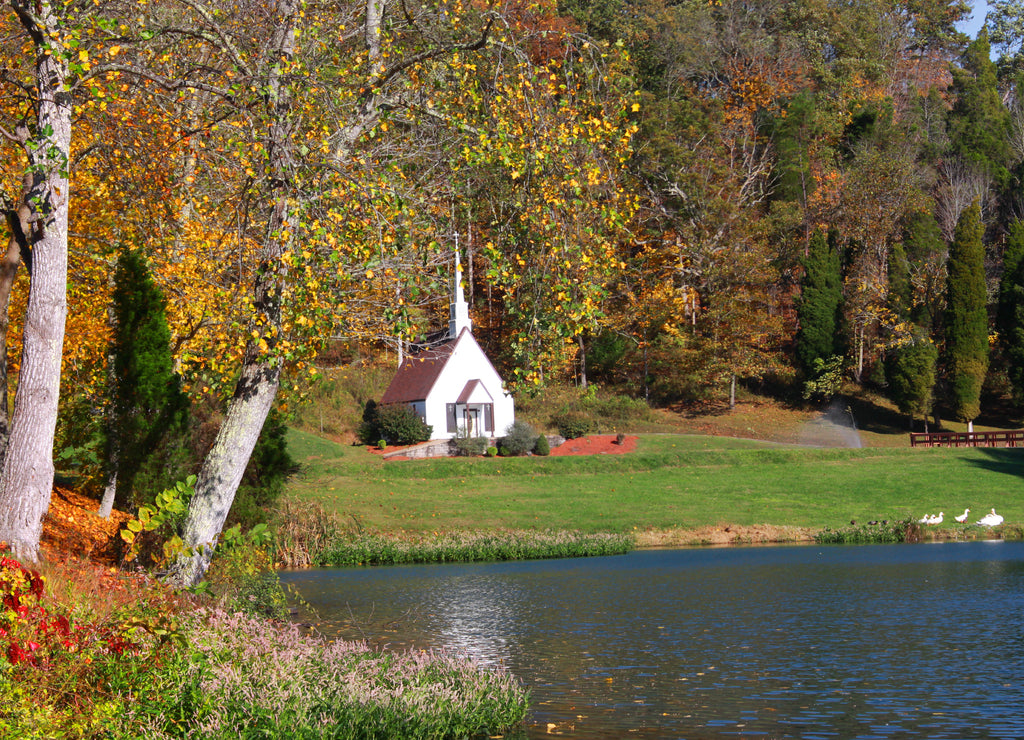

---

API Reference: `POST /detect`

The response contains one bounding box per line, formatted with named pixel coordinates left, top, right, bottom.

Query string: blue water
left=282, top=541, right=1024, bottom=738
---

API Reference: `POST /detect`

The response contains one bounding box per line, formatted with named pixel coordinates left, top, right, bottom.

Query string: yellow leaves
left=108, top=45, right=121, bottom=58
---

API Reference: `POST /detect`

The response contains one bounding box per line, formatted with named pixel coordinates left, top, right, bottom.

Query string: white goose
left=977, top=508, right=1004, bottom=527
left=927, top=512, right=944, bottom=525
left=955, top=508, right=970, bottom=524
left=918, top=513, right=933, bottom=524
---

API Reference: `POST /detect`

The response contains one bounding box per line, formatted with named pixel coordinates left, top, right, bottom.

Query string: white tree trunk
left=169, top=362, right=280, bottom=586
left=97, top=471, right=117, bottom=519
left=0, top=2, right=71, bottom=563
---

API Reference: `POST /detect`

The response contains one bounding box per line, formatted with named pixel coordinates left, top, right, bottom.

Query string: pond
left=281, top=541, right=1024, bottom=739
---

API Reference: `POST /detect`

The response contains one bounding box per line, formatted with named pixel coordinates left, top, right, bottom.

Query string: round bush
left=553, top=412, right=591, bottom=439
left=372, top=404, right=433, bottom=446
left=499, top=420, right=538, bottom=456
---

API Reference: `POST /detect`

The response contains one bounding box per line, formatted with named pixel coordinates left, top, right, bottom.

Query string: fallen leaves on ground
left=41, top=487, right=132, bottom=566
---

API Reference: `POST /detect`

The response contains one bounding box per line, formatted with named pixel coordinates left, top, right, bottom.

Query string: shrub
left=364, top=403, right=432, bottom=446
left=553, top=412, right=591, bottom=439
left=486, top=446, right=498, bottom=457
left=205, top=524, right=288, bottom=619
left=357, top=399, right=380, bottom=445
left=453, top=431, right=489, bottom=456
left=499, top=420, right=538, bottom=456
left=534, top=434, right=550, bottom=456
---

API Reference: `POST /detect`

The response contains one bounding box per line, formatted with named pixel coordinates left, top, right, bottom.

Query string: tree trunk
left=577, top=334, right=587, bottom=390
left=167, top=0, right=298, bottom=587
left=97, top=472, right=117, bottom=519
left=730, top=373, right=736, bottom=409
left=168, top=360, right=280, bottom=586
left=0, top=2, right=72, bottom=563
left=0, top=174, right=31, bottom=463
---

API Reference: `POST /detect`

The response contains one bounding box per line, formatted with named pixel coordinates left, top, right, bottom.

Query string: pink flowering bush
left=122, top=609, right=529, bottom=739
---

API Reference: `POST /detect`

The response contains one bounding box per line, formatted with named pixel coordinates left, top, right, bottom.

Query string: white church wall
left=423, top=333, right=515, bottom=440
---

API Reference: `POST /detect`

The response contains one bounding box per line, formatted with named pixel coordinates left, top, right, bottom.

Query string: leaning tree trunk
left=166, top=0, right=298, bottom=587
left=168, top=358, right=280, bottom=586
left=0, top=1, right=72, bottom=562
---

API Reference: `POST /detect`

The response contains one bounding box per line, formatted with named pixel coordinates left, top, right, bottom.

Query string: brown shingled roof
left=380, top=340, right=456, bottom=404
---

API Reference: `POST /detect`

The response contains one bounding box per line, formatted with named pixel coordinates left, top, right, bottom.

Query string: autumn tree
left=943, top=200, right=989, bottom=431
left=157, top=0, right=546, bottom=586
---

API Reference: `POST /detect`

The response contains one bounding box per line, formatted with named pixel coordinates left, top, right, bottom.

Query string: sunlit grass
left=284, top=428, right=1024, bottom=537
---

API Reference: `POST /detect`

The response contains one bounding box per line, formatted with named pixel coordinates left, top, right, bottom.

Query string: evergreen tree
left=771, top=91, right=819, bottom=206
left=902, top=211, right=947, bottom=329
left=229, top=407, right=296, bottom=527
left=998, top=220, right=1024, bottom=403
left=886, top=241, right=937, bottom=429
left=795, top=229, right=843, bottom=378
left=887, top=241, right=913, bottom=320
left=103, top=248, right=191, bottom=512
left=943, top=201, right=990, bottom=429
left=888, top=331, right=939, bottom=431
left=947, top=29, right=1014, bottom=190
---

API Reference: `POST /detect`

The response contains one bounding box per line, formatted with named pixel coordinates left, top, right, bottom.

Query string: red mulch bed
left=549, top=434, right=638, bottom=456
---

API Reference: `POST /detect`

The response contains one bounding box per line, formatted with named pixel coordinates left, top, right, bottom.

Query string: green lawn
left=284, top=429, right=1024, bottom=535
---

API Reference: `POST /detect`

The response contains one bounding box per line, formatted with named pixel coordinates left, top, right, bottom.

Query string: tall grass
left=273, top=499, right=351, bottom=568
left=814, top=517, right=921, bottom=544
left=314, top=529, right=633, bottom=566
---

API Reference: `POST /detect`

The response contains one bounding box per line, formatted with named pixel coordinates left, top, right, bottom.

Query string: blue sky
left=957, top=0, right=992, bottom=39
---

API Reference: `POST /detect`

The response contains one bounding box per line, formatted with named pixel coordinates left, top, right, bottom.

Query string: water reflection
left=282, top=542, right=1024, bottom=739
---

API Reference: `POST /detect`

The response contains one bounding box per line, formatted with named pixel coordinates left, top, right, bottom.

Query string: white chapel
left=380, top=251, right=515, bottom=440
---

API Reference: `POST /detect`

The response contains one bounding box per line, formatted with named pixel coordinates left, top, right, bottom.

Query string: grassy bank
left=0, top=551, right=528, bottom=739
left=283, top=429, right=1024, bottom=546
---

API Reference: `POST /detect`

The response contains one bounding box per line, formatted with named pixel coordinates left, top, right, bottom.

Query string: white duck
left=918, top=513, right=933, bottom=524
left=955, top=508, right=970, bottom=523
left=977, top=508, right=1004, bottom=527
left=927, top=512, right=944, bottom=525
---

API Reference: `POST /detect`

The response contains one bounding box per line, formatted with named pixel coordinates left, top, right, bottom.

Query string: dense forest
left=2, top=0, right=1024, bottom=573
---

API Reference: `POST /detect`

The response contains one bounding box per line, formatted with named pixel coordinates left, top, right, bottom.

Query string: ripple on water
left=282, top=541, right=1024, bottom=740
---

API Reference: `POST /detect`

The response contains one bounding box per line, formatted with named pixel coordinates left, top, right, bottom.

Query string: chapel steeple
left=449, top=241, right=472, bottom=338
